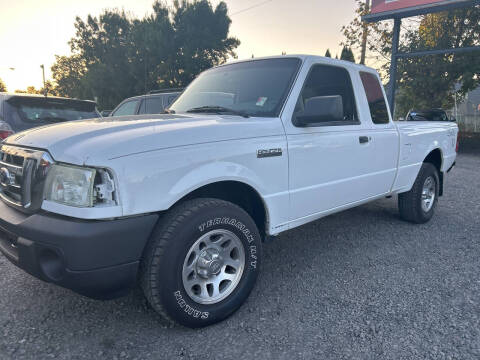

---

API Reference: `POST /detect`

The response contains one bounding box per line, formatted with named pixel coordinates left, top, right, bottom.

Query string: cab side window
left=112, top=100, right=139, bottom=116
left=138, top=97, right=165, bottom=115
left=295, top=64, right=358, bottom=124
left=360, top=72, right=389, bottom=125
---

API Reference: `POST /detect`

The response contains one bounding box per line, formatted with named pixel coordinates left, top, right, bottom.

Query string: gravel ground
left=1, top=152, right=479, bottom=360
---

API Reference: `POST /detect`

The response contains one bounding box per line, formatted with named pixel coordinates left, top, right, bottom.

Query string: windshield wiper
left=186, top=106, right=249, bottom=118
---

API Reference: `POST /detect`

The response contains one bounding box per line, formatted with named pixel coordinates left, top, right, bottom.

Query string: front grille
left=0, top=147, right=28, bottom=207
left=0, top=145, right=53, bottom=213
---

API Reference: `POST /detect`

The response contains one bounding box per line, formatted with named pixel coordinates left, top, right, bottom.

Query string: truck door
left=358, top=71, right=399, bottom=195
left=283, top=62, right=385, bottom=223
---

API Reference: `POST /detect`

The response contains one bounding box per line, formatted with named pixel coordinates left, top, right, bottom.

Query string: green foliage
left=0, top=78, right=6, bottom=92
left=341, top=0, right=392, bottom=65
left=341, top=3, right=480, bottom=119
left=325, top=49, right=332, bottom=58
left=14, top=81, right=58, bottom=96
left=51, top=55, right=86, bottom=99
left=52, top=0, right=239, bottom=109
left=340, top=46, right=356, bottom=63
left=395, top=8, right=480, bottom=117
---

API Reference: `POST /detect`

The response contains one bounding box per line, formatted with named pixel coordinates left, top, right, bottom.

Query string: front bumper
left=0, top=200, right=158, bottom=299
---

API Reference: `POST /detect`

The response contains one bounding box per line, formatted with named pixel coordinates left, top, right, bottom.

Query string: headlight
left=44, top=164, right=96, bottom=207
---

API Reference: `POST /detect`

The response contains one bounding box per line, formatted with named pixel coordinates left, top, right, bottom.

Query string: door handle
left=359, top=136, right=369, bottom=144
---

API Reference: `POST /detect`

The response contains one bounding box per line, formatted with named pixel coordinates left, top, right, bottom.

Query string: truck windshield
left=169, top=58, right=301, bottom=118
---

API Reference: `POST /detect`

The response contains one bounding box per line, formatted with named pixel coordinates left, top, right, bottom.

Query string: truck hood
left=4, top=114, right=284, bottom=166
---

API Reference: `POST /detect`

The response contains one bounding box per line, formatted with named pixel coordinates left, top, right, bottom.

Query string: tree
left=52, top=0, right=239, bottom=109
left=15, top=87, right=39, bottom=94
left=325, top=49, right=332, bottom=58
left=0, top=78, right=6, bottom=92
left=13, top=81, right=58, bottom=96
left=52, top=55, right=87, bottom=99
left=341, top=0, right=392, bottom=66
left=395, top=7, right=480, bottom=116
left=340, top=46, right=356, bottom=62
left=341, top=3, right=480, bottom=118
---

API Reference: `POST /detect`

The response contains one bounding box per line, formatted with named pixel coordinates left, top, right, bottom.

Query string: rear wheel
left=398, top=163, right=440, bottom=224
left=140, top=198, right=261, bottom=328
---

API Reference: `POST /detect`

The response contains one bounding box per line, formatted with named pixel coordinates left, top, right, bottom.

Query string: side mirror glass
left=294, top=95, right=344, bottom=127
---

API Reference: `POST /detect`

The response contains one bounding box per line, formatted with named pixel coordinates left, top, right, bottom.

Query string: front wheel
left=140, top=198, right=261, bottom=328
left=398, top=162, right=440, bottom=224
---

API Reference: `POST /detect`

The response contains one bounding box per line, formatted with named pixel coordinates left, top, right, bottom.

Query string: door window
left=112, top=100, right=139, bottom=116
left=360, top=72, right=389, bottom=125
left=145, top=96, right=166, bottom=114
left=294, top=64, right=358, bottom=125
left=166, top=94, right=178, bottom=107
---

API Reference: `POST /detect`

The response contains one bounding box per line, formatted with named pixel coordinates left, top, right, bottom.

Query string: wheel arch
left=423, top=148, right=444, bottom=196
left=168, top=180, right=269, bottom=240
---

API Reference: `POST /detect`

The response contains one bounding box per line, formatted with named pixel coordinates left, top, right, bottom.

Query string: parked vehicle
left=110, top=89, right=183, bottom=117
left=0, top=56, right=458, bottom=328
left=0, top=94, right=100, bottom=140
left=406, top=108, right=455, bottom=122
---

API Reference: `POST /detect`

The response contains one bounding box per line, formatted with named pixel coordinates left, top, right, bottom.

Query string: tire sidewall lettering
left=198, top=216, right=258, bottom=269
left=159, top=201, right=262, bottom=327
left=174, top=291, right=209, bottom=319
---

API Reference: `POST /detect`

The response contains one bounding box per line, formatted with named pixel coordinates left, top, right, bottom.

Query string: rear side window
left=408, top=110, right=448, bottom=121
left=360, top=72, right=389, bottom=125
left=112, top=100, right=139, bottom=116
left=295, top=64, right=358, bottom=124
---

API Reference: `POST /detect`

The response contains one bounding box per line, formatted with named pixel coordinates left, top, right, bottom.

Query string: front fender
left=113, top=136, right=290, bottom=234
left=168, top=161, right=267, bottom=207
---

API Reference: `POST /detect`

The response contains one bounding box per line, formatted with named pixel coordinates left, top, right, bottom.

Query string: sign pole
left=388, top=17, right=401, bottom=118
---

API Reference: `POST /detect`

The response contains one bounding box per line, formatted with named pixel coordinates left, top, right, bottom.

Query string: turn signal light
left=0, top=130, right=13, bottom=140
left=0, top=121, right=14, bottom=140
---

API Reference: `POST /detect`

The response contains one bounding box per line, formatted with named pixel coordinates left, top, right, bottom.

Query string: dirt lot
left=1, top=152, right=479, bottom=360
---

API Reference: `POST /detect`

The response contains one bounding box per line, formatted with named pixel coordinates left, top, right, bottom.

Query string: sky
left=0, top=0, right=357, bottom=91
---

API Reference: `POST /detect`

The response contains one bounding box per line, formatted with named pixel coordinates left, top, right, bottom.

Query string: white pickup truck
left=0, top=55, right=458, bottom=328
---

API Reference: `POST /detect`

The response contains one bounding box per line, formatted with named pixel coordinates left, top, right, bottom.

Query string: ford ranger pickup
left=0, top=55, right=458, bottom=328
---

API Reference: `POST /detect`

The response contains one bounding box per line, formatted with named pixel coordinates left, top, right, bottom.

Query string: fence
left=456, top=115, right=480, bottom=133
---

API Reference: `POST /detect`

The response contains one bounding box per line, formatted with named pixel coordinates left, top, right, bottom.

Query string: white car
left=0, top=55, right=458, bottom=328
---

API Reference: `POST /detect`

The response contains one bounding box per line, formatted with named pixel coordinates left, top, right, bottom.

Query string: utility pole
left=360, top=0, right=370, bottom=65
left=388, top=18, right=401, bottom=117
left=40, top=64, right=46, bottom=97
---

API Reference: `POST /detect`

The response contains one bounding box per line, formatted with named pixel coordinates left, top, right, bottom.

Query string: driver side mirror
left=450, top=116, right=457, bottom=122
left=293, top=95, right=344, bottom=127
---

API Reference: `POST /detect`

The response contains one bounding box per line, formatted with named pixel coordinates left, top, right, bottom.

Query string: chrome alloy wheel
left=182, top=229, right=245, bottom=305
left=421, top=176, right=436, bottom=212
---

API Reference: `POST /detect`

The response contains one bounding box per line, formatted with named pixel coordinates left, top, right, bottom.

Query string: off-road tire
left=139, top=198, right=261, bottom=328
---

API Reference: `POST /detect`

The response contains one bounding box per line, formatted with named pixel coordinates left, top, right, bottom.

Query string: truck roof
left=222, top=54, right=376, bottom=72
left=0, top=93, right=97, bottom=105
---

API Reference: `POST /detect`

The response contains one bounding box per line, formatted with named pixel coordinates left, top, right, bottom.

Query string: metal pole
left=40, top=64, right=46, bottom=97
left=454, top=93, right=457, bottom=120
left=388, top=18, right=401, bottom=119
left=396, top=45, right=480, bottom=58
